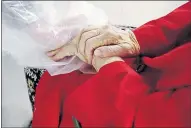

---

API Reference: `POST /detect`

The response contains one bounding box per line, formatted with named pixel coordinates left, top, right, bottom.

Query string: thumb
left=94, top=43, right=134, bottom=58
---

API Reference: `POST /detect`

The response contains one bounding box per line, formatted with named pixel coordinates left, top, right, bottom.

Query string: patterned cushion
left=24, top=67, right=46, bottom=111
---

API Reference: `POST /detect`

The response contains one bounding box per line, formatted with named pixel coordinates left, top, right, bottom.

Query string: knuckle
left=103, top=37, right=112, bottom=45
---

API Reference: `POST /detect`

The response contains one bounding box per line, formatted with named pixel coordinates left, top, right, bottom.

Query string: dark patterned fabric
left=24, top=67, right=46, bottom=111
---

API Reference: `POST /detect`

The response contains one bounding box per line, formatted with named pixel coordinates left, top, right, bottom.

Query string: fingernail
left=94, top=49, right=102, bottom=57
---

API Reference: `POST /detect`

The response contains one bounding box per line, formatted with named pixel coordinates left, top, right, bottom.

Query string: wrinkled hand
left=94, top=27, right=140, bottom=58
left=47, top=25, right=139, bottom=71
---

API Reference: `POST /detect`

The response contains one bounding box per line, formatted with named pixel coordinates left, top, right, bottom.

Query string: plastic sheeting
left=2, top=1, right=108, bottom=75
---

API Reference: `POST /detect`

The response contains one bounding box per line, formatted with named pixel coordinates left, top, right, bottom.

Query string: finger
left=70, top=25, right=107, bottom=47
left=47, top=47, right=62, bottom=57
left=51, top=44, right=77, bottom=61
left=94, top=43, right=135, bottom=58
left=68, top=26, right=100, bottom=48
left=85, top=33, right=121, bottom=64
left=78, top=29, right=101, bottom=57
left=47, top=39, right=76, bottom=57
left=76, top=25, right=108, bottom=44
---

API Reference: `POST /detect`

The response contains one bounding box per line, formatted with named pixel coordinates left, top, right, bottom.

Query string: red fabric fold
left=133, top=2, right=191, bottom=57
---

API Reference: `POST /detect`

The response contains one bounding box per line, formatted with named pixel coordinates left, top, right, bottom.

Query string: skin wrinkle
left=79, top=29, right=100, bottom=58
left=77, top=27, right=99, bottom=52
left=85, top=35, right=103, bottom=64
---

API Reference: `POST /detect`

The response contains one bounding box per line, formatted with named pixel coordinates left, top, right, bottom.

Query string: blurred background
left=2, top=1, right=187, bottom=127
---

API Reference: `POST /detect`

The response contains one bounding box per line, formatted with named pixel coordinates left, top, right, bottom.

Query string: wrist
left=92, top=56, right=124, bottom=72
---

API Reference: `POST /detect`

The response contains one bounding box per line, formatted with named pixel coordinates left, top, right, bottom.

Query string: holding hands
left=47, top=25, right=140, bottom=71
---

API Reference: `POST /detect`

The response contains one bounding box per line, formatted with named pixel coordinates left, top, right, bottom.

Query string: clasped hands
left=47, top=25, right=140, bottom=72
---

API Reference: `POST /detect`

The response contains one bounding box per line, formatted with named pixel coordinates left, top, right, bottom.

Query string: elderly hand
left=93, top=27, right=140, bottom=58
left=47, top=25, right=139, bottom=71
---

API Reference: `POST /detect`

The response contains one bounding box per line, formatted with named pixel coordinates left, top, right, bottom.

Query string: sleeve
left=63, top=62, right=149, bottom=127
left=133, top=2, right=191, bottom=57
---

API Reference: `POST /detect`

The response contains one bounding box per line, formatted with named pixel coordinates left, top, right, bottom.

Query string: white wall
left=89, top=1, right=187, bottom=27
left=2, top=1, right=187, bottom=127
